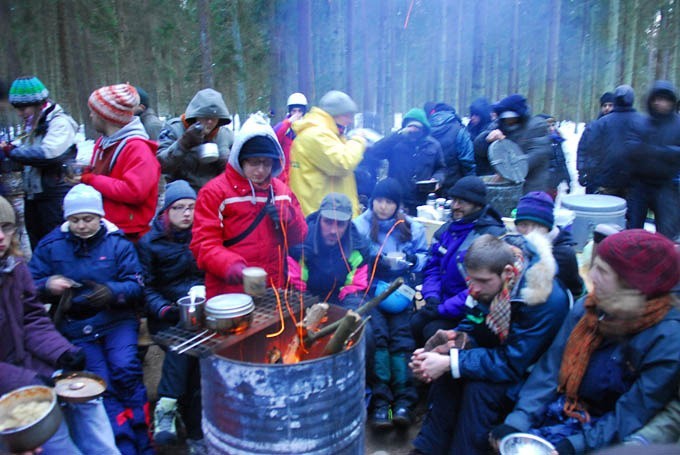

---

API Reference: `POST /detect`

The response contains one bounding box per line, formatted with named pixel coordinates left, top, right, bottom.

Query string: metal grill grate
left=152, top=289, right=320, bottom=357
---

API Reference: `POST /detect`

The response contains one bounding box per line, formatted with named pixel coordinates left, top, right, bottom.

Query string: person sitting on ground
left=136, top=179, right=204, bottom=451
left=191, top=113, right=307, bottom=300
left=157, top=88, right=233, bottom=192
left=353, top=178, right=428, bottom=429
left=273, top=92, right=308, bottom=185
left=490, top=229, right=680, bottom=454
left=410, top=233, right=570, bottom=454
left=29, top=184, right=150, bottom=455
left=514, top=191, right=585, bottom=299
left=288, top=192, right=370, bottom=309
left=410, top=176, right=505, bottom=347
left=362, top=108, right=446, bottom=214
left=0, top=195, right=119, bottom=454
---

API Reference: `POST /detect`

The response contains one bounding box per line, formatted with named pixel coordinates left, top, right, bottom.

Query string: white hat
left=63, top=184, right=105, bottom=219
left=287, top=92, right=308, bottom=107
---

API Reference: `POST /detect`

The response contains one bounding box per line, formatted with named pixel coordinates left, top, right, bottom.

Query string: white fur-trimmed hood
left=514, top=230, right=557, bottom=306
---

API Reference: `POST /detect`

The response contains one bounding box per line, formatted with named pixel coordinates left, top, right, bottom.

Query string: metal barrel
left=201, top=331, right=365, bottom=454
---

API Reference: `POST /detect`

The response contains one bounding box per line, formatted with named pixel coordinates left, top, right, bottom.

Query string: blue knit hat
left=161, top=180, right=197, bottom=213
left=9, top=76, right=49, bottom=107
left=515, top=191, right=555, bottom=229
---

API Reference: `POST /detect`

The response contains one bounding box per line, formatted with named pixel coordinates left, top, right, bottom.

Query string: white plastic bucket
left=560, top=194, right=626, bottom=251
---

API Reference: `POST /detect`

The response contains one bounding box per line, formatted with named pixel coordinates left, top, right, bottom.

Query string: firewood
left=322, top=310, right=361, bottom=356
left=298, top=302, right=329, bottom=333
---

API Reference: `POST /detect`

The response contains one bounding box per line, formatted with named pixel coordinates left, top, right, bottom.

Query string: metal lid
left=205, top=293, right=254, bottom=318
left=561, top=194, right=627, bottom=213
left=54, top=372, right=107, bottom=403
left=488, top=139, right=528, bottom=184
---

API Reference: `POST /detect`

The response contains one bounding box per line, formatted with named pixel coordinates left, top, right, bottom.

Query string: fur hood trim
left=516, top=230, right=556, bottom=306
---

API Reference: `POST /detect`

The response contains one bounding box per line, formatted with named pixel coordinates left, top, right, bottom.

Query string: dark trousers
left=413, top=375, right=514, bottom=455
left=627, top=181, right=679, bottom=239
left=157, top=350, right=203, bottom=439
left=410, top=300, right=459, bottom=348
left=74, top=318, right=152, bottom=455
left=25, top=196, right=64, bottom=249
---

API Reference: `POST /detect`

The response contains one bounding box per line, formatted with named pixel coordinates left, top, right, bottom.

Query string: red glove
left=226, top=262, right=247, bottom=285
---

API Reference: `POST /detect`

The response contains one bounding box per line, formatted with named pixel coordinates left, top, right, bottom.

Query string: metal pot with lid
left=204, top=293, right=254, bottom=334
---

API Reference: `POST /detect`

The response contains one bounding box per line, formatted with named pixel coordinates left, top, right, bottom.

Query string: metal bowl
left=499, top=433, right=556, bottom=455
left=192, top=142, right=219, bottom=164
left=53, top=371, right=107, bottom=404
left=204, top=294, right=255, bottom=334
left=0, top=385, right=63, bottom=453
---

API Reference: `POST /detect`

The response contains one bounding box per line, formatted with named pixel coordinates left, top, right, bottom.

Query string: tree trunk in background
left=345, top=0, right=354, bottom=95
left=437, top=0, right=448, bottom=101
left=471, top=0, right=484, bottom=97
left=360, top=0, right=371, bottom=111
left=297, top=0, right=313, bottom=98
left=454, top=0, right=464, bottom=106
left=1, top=0, right=20, bottom=79
left=544, top=0, right=561, bottom=114
left=623, top=0, right=639, bottom=84
left=605, top=0, right=620, bottom=88
left=197, top=0, right=214, bottom=88
left=508, top=0, right=520, bottom=93
left=575, top=6, right=589, bottom=121
left=229, top=0, right=247, bottom=114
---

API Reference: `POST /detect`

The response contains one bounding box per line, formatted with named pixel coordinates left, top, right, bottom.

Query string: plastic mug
left=242, top=267, right=267, bottom=296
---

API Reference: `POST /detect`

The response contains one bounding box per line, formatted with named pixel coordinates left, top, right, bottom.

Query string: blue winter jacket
left=504, top=298, right=680, bottom=453
left=429, top=109, right=476, bottom=192
left=136, top=217, right=203, bottom=331
left=421, top=205, right=505, bottom=319
left=29, top=220, right=143, bottom=326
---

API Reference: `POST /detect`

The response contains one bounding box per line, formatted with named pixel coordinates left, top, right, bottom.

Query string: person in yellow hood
left=289, top=90, right=366, bottom=217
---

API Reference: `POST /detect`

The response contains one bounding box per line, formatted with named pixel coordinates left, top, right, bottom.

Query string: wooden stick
left=322, top=310, right=361, bottom=355
left=298, top=302, right=329, bottom=332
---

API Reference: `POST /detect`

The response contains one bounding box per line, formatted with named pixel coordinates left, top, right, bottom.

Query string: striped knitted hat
left=88, top=84, right=139, bottom=126
left=9, top=76, right=49, bottom=107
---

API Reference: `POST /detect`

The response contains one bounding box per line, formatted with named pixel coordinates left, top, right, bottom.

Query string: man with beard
left=410, top=176, right=505, bottom=347
left=625, top=81, right=680, bottom=239
left=474, top=94, right=552, bottom=194
left=410, top=233, right=569, bottom=454
left=362, top=108, right=447, bottom=214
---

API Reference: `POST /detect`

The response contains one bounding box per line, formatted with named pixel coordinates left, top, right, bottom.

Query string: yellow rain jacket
left=290, top=107, right=366, bottom=217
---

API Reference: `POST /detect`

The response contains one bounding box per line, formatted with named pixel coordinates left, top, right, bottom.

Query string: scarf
left=484, top=267, right=518, bottom=343
left=557, top=293, right=672, bottom=423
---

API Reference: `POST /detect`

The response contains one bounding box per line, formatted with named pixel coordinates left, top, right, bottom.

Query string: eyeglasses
left=170, top=204, right=195, bottom=213
left=1, top=223, right=16, bottom=235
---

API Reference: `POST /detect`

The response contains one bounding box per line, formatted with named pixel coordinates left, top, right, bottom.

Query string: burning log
left=304, top=277, right=404, bottom=348
left=322, top=310, right=361, bottom=356
left=298, top=302, right=329, bottom=333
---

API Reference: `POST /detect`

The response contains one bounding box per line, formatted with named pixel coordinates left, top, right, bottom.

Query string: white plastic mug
left=242, top=267, right=267, bottom=296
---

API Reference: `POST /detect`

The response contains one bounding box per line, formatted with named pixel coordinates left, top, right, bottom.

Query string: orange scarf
left=557, top=294, right=671, bottom=422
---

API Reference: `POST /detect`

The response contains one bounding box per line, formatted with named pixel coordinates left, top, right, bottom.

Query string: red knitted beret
left=597, top=229, right=680, bottom=297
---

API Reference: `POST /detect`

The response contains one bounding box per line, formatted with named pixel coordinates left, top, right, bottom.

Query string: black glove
left=159, top=305, right=180, bottom=323
left=376, top=254, right=391, bottom=273
left=179, top=123, right=204, bottom=150
left=405, top=253, right=417, bottom=268
left=57, top=350, right=86, bottom=372
left=264, top=203, right=281, bottom=230
left=80, top=280, right=114, bottom=309
left=553, top=439, right=575, bottom=455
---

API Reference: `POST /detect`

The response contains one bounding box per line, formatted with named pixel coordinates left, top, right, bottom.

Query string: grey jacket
left=139, top=107, right=163, bottom=141
left=157, top=89, right=234, bottom=191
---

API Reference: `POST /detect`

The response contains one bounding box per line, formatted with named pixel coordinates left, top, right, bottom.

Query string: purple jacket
left=421, top=205, right=505, bottom=319
left=0, top=256, right=77, bottom=394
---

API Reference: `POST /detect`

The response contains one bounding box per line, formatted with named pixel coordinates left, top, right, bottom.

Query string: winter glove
left=553, top=439, right=575, bottom=455
left=489, top=424, right=521, bottom=453
left=57, top=350, right=87, bottom=372
left=375, top=254, right=392, bottom=273
left=264, top=203, right=281, bottom=230
left=159, top=305, right=180, bottom=323
left=226, top=262, right=247, bottom=285
left=80, top=280, right=114, bottom=309
left=179, top=124, right=205, bottom=150
left=404, top=253, right=417, bottom=269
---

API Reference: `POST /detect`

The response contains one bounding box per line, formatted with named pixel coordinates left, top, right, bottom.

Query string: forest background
left=2, top=0, right=679, bottom=135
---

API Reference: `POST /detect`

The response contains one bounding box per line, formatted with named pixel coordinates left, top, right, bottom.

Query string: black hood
left=647, top=80, right=678, bottom=117
left=613, top=84, right=635, bottom=107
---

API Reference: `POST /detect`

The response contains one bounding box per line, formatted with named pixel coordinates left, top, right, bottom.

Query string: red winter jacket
left=273, top=117, right=294, bottom=185
left=191, top=166, right=307, bottom=299
left=83, top=134, right=160, bottom=238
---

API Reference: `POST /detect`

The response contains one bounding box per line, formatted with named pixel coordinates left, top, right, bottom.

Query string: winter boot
left=390, top=352, right=417, bottom=428
left=153, top=397, right=178, bottom=445
left=369, top=348, right=393, bottom=429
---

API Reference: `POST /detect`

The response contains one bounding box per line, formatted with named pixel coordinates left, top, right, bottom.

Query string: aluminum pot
left=204, top=293, right=254, bottom=334
left=0, top=385, right=63, bottom=453
left=177, top=296, right=205, bottom=331
left=192, top=142, right=219, bottom=164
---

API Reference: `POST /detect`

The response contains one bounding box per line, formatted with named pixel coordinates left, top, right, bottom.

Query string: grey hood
left=185, top=88, right=231, bottom=126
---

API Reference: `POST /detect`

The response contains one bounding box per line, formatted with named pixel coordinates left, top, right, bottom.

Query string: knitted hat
left=318, top=90, right=358, bottom=117
left=135, top=86, right=150, bottom=108
left=88, top=84, right=139, bottom=126
left=402, top=108, right=431, bottom=134
left=599, top=92, right=615, bottom=106
left=319, top=193, right=353, bottom=222
left=515, top=191, right=555, bottom=229
left=448, top=176, right=487, bottom=206
left=63, top=184, right=105, bottom=219
left=597, top=229, right=680, bottom=298
left=9, top=76, right=49, bottom=107
left=239, top=135, right=280, bottom=162
left=161, top=180, right=196, bottom=213
left=493, top=94, right=529, bottom=119
left=0, top=197, right=16, bottom=225
left=372, top=178, right=402, bottom=207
